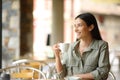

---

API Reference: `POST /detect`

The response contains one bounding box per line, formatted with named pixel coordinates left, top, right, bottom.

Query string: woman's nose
left=74, top=27, right=79, bottom=32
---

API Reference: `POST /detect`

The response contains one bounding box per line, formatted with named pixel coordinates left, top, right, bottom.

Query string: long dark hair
left=75, top=12, right=102, bottom=40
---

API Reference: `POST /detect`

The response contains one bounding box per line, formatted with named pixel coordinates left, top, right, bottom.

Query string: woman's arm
left=74, top=73, right=94, bottom=80
left=52, top=44, right=63, bottom=73
left=55, top=55, right=63, bottom=73
left=90, top=42, right=110, bottom=80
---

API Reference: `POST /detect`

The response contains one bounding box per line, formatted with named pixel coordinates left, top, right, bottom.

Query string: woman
left=52, top=13, right=110, bottom=80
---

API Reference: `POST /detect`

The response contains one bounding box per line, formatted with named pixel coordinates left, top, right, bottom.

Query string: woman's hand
left=74, top=73, right=94, bottom=80
left=74, top=74, right=82, bottom=80
left=52, top=43, right=61, bottom=58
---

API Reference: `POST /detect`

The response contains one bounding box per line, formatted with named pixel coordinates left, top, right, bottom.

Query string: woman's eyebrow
left=76, top=23, right=82, bottom=25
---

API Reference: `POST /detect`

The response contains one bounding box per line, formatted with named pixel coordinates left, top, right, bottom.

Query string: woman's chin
left=76, top=37, right=81, bottom=39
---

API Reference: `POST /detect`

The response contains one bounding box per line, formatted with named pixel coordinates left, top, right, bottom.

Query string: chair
left=0, top=65, right=46, bottom=80
left=12, top=59, right=56, bottom=79
left=107, top=71, right=116, bottom=80
left=111, top=49, right=120, bottom=72
left=12, top=59, right=49, bottom=68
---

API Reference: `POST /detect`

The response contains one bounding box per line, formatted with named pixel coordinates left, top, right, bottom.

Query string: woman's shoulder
left=95, top=39, right=108, bottom=43
left=94, top=39, right=108, bottom=47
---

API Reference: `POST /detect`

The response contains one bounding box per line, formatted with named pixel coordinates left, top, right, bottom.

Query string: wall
left=103, top=15, right=120, bottom=49
left=2, top=0, right=20, bottom=67
left=96, top=14, right=120, bottom=49
left=2, top=0, right=33, bottom=67
left=20, top=0, right=33, bottom=56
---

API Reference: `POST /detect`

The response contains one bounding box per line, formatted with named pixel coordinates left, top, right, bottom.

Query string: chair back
left=12, top=59, right=56, bottom=79
left=107, top=71, right=116, bottom=80
left=0, top=65, right=47, bottom=80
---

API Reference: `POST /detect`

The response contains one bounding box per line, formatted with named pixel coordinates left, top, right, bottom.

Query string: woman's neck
left=79, top=37, right=93, bottom=54
left=80, top=37, right=93, bottom=48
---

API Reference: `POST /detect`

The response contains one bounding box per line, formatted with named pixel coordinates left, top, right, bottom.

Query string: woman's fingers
left=52, top=43, right=61, bottom=57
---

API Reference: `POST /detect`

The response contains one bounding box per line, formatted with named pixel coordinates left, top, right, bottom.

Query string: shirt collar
left=73, top=39, right=99, bottom=51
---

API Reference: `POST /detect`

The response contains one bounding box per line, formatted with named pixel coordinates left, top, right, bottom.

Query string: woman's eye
left=73, top=23, right=82, bottom=28
left=77, top=24, right=82, bottom=27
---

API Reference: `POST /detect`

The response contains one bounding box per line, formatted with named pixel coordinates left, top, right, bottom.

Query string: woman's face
left=74, top=18, right=92, bottom=39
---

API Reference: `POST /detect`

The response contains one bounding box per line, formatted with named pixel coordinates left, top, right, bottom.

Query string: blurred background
left=2, top=0, right=120, bottom=79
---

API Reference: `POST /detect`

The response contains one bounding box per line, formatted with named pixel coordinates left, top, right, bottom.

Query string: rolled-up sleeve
left=56, top=44, right=73, bottom=79
left=56, top=64, right=67, bottom=79
left=90, top=42, right=110, bottom=80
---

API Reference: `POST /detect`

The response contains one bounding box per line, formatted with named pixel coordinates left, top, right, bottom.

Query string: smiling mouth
left=76, top=32, right=81, bottom=35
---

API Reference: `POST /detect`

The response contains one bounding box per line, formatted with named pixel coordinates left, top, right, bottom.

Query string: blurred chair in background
left=107, top=71, right=116, bottom=80
left=12, top=59, right=57, bottom=79
left=110, top=49, right=120, bottom=72
left=0, top=65, right=46, bottom=80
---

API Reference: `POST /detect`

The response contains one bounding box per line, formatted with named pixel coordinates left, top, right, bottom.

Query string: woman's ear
left=89, top=24, right=94, bottom=31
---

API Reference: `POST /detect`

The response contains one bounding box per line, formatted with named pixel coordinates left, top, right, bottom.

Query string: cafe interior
left=1, top=0, right=120, bottom=80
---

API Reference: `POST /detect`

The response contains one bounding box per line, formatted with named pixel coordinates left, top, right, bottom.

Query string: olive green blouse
left=59, top=39, right=110, bottom=80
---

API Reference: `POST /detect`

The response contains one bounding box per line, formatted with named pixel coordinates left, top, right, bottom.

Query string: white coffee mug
left=59, top=43, right=70, bottom=53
